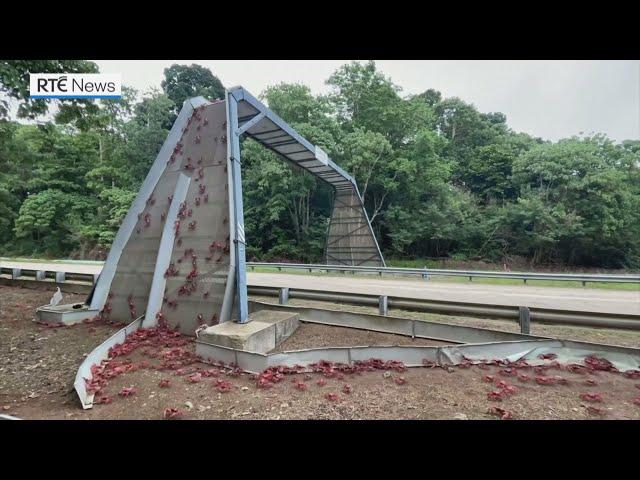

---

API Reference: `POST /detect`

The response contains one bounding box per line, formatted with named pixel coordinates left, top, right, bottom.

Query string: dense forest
left=0, top=61, right=639, bottom=268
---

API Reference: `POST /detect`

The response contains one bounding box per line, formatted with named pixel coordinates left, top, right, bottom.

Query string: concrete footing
left=197, top=310, right=299, bottom=353
left=36, top=303, right=99, bottom=325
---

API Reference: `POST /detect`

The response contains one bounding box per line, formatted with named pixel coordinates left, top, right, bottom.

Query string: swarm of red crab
left=80, top=304, right=640, bottom=421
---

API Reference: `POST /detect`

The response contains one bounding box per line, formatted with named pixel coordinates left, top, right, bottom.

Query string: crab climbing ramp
left=89, top=97, right=234, bottom=334
left=325, top=187, right=385, bottom=267
left=85, top=86, right=385, bottom=331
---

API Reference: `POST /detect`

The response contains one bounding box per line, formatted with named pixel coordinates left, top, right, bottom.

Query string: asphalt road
left=2, top=260, right=638, bottom=315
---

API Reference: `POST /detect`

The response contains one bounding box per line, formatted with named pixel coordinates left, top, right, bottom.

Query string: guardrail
left=2, top=266, right=639, bottom=331
left=248, top=262, right=640, bottom=285
left=0, top=267, right=98, bottom=284
left=249, top=286, right=640, bottom=332
left=3, top=262, right=639, bottom=285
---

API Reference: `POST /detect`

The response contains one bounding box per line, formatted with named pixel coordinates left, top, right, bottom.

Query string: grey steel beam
left=227, top=89, right=249, bottom=323
left=235, top=112, right=266, bottom=136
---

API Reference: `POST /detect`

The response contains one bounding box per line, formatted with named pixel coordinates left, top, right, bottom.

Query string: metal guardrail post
left=279, top=287, right=290, bottom=305
left=36, top=270, right=46, bottom=281
left=518, top=306, right=531, bottom=334
left=379, top=295, right=388, bottom=316
left=55, top=272, right=65, bottom=283
left=11, top=268, right=21, bottom=280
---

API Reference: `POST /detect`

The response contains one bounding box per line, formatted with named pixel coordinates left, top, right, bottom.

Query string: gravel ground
left=272, top=323, right=449, bottom=352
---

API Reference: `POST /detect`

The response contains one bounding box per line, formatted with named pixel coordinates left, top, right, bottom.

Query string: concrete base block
left=198, top=310, right=299, bottom=353
left=36, top=303, right=100, bottom=325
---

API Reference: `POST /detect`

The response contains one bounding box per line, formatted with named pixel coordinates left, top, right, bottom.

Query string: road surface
left=2, top=260, right=638, bottom=315
left=249, top=273, right=640, bottom=315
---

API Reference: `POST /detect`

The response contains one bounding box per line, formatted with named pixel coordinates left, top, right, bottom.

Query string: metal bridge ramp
left=89, top=99, right=232, bottom=334
left=228, top=87, right=384, bottom=269
left=326, top=189, right=385, bottom=267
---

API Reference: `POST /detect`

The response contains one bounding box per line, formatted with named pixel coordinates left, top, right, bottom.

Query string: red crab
left=316, top=379, right=326, bottom=387
left=118, top=387, right=136, bottom=397
left=325, top=393, right=339, bottom=402
left=487, top=391, right=504, bottom=401
left=159, top=379, right=171, bottom=388
left=538, top=353, right=557, bottom=360
left=163, top=408, right=183, bottom=419
left=566, top=364, right=589, bottom=375
left=95, top=395, right=112, bottom=405
left=579, top=392, right=604, bottom=403
left=535, top=375, right=566, bottom=386
left=482, top=375, right=495, bottom=383
left=583, top=379, right=598, bottom=387
left=394, top=377, right=407, bottom=385
left=488, top=406, right=512, bottom=420
left=214, top=379, right=232, bottom=392
left=342, top=384, right=352, bottom=394
left=187, top=373, right=203, bottom=383
left=293, top=379, right=308, bottom=391
left=585, top=406, right=606, bottom=416
left=584, top=356, right=616, bottom=372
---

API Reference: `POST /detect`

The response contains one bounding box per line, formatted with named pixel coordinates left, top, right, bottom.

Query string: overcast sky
left=95, top=60, right=639, bottom=143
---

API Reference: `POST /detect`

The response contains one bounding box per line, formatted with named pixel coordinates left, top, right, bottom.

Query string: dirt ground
left=2, top=285, right=640, bottom=420
left=272, top=323, right=449, bottom=352
left=0, top=284, right=120, bottom=417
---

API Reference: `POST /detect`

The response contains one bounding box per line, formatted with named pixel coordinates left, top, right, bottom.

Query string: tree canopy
left=1, top=61, right=638, bottom=268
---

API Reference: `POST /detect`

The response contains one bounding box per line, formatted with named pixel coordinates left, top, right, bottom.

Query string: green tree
left=0, top=60, right=100, bottom=121
left=161, top=64, right=225, bottom=113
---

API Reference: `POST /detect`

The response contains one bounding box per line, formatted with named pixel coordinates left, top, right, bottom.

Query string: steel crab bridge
left=43, top=86, right=384, bottom=329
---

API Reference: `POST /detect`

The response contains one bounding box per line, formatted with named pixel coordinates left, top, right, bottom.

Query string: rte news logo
left=29, top=73, right=122, bottom=99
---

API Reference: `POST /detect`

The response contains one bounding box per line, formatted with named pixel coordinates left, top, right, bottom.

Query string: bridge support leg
left=227, top=90, right=249, bottom=324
